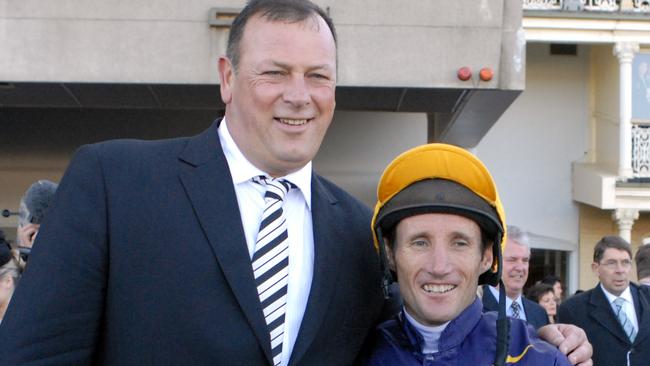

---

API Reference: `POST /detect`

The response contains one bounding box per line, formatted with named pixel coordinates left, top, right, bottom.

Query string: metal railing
left=632, top=124, right=650, bottom=176
left=523, top=0, right=650, bottom=12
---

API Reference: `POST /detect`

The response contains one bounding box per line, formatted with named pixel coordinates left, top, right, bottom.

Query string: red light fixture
left=457, top=67, right=472, bottom=81
left=479, top=67, right=493, bottom=81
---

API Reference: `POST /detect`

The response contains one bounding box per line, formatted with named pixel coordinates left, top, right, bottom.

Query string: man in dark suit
left=0, top=1, right=383, bottom=365
left=558, top=236, right=650, bottom=366
left=482, top=225, right=549, bottom=330
left=0, top=0, right=593, bottom=365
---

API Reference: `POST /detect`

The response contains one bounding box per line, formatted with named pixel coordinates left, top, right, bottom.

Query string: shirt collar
left=399, top=297, right=483, bottom=354
left=218, top=118, right=312, bottom=209
left=600, top=283, right=633, bottom=305
left=489, top=285, right=523, bottom=307
left=403, top=308, right=448, bottom=354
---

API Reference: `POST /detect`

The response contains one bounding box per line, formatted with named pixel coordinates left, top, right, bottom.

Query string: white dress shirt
left=600, top=284, right=639, bottom=333
left=219, top=119, right=314, bottom=366
left=488, top=286, right=528, bottom=321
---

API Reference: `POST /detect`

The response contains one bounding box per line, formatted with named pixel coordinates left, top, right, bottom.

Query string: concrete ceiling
left=0, top=82, right=520, bottom=147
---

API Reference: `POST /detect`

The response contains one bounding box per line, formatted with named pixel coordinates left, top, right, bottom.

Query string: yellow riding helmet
left=371, top=143, right=507, bottom=286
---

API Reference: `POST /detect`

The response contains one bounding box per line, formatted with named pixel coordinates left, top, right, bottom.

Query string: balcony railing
left=523, top=0, right=650, bottom=12
left=632, top=124, right=650, bottom=176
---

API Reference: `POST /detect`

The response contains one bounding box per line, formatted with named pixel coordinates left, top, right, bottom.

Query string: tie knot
left=253, top=176, right=294, bottom=201
left=614, top=297, right=625, bottom=307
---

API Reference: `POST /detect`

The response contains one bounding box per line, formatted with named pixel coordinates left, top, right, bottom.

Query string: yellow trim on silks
left=371, top=143, right=507, bottom=275
left=505, top=345, right=533, bottom=364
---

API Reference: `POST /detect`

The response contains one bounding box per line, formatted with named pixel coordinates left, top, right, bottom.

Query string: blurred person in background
left=528, top=283, right=557, bottom=324
left=634, top=244, right=650, bottom=287
left=542, top=275, right=564, bottom=304
left=558, top=236, right=650, bottom=366
left=0, top=230, right=24, bottom=324
left=15, top=180, right=58, bottom=261
left=482, top=225, right=550, bottom=330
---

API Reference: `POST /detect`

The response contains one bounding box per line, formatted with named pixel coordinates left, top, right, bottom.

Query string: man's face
left=593, top=248, right=632, bottom=296
left=502, top=238, right=530, bottom=299
left=218, top=14, right=337, bottom=177
left=389, top=213, right=492, bottom=326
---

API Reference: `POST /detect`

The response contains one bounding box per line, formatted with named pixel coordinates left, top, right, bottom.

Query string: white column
left=613, top=42, right=639, bottom=178
left=568, top=249, right=579, bottom=296
left=612, top=208, right=639, bottom=243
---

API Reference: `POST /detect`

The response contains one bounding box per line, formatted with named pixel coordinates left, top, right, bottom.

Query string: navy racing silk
left=362, top=298, right=570, bottom=366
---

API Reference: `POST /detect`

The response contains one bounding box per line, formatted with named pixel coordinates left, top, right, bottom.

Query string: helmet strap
left=494, top=279, right=510, bottom=366
left=376, top=227, right=394, bottom=300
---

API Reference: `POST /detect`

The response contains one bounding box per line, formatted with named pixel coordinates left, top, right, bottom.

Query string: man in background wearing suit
left=558, top=236, right=650, bottom=366
left=0, top=0, right=592, bottom=365
left=482, top=225, right=549, bottom=330
left=635, top=243, right=650, bottom=287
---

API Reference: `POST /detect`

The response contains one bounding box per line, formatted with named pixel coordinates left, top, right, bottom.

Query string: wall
left=0, top=0, right=522, bottom=90
left=314, top=111, right=427, bottom=206
left=591, top=44, right=621, bottom=170
left=476, top=42, right=589, bottom=247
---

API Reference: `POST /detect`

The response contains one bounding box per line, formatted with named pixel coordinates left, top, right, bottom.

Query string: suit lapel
left=632, top=284, right=650, bottom=345
left=481, top=285, right=498, bottom=311
left=177, top=121, right=272, bottom=364
left=289, top=175, right=342, bottom=366
left=588, top=285, right=630, bottom=345
left=522, top=298, right=536, bottom=324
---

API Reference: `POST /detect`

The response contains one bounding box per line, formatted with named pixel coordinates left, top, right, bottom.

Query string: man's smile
left=275, top=117, right=311, bottom=126
left=422, top=283, right=457, bottom=294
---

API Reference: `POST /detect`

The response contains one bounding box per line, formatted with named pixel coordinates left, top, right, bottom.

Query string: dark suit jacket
left=481, top=284, right=550, bottom=330
left=0, top=121, right=384, bottom=365
left=557, top=283, right=650, bottom=366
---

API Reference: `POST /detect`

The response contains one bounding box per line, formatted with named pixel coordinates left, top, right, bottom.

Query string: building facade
left=478, top=0, right=650, bottom=293
left=0, top=2, right=523, bottom=240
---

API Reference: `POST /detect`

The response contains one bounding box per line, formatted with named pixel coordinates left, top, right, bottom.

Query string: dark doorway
left=526, top=248, right=568, bottom=296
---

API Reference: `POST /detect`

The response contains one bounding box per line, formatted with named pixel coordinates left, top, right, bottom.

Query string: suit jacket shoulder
left=522, top=296, right=550, bottom=329
left=481, top=284, right=499, bottom=313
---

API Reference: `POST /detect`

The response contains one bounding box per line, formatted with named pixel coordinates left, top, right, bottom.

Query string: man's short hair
left=506, top=225, right=530, bottom=247
left=635, top=244, right=650, bottom=279
left=593, top=236, right=632, bottom=263
left=226, top=0, right=337, bottom=72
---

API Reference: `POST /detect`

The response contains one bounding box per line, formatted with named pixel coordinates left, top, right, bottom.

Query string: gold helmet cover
left=372, top=143, right=507, bottom=286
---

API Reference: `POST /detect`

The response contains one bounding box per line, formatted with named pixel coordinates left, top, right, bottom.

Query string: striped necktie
left=510, top=301, right=521, bottom=319
left=252, top=176, right=294, bottom=366
left=614, top=297, right=637, bottom=343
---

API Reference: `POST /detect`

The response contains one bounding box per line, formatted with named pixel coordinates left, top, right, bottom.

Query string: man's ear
left=480, top=244, right=494, bottom=273
left=591, top=262, right=598, bottom=274
left=218, top=56, right=234, bottom=104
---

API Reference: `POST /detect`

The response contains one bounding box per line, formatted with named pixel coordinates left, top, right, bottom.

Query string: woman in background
left=527, top=283, right=557, bottom=324
left=541, top=275, right=564, bottom=304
